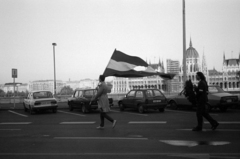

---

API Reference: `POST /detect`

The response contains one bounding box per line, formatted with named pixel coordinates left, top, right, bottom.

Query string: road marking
left=177, top=129, right=240, bottom=132
left=129, top=121, right=167, bottom=124
left=0, top=122, right=31, bottom=125
left=54, top=137, right=148, bottom=140
left=166, top=109, right=218, bottom=116
left=8, top=110, right=28, bottom=117
left=204, top=121, right=240, bottom=124
left=60, top=122, right=95, bottom=124
left=160, top=140, right=230, bottom=147
left=58, top=110, right=85, bottom=117
left=0, top=129, right=21, bottom=131
left=111, top=110, right=148, bottom=116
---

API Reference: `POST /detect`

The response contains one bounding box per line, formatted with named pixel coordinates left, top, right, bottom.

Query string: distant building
left=208, top=53, right=240, bottom=91
left=2, top=83, right=22, bottom=93
left=65, top=80, right=80, bottom=90
left=29, top=80, right=65, bottom=93
left=17, top=83, right=29, bottom=93
left=179, top=39, right=208, bottom=90
left=65, top=79, right=99, bottom=90
left=79, top=79, right=98, bottom=89
left=166, top=59, right=180, bottom=92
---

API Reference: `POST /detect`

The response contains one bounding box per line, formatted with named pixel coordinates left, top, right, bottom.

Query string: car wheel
left=138, top=105, right=144, bottom=114
left=159, top=108, right=165, bottom=112
left=119, top=102, right=124, bottom=111
left=170, top=101, right=178, bottom=110
left=81, top=104, right=87, bottom=114
left=69, top=103, right=73, bottom=111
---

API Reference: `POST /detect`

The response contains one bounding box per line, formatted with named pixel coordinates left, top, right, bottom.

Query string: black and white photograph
left=1, top=0, right=240, bottom=158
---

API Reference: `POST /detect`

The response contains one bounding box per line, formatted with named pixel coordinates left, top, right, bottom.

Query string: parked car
left=167, top=85, right=238, bottom=112
left=118, top=89, right=168, bottom=113
left=67, top=88, right=113, bottom=113
left=23, top=91, right=58, bottom=114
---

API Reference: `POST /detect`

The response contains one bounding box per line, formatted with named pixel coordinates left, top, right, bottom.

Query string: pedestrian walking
left=92, top=75, right=117, bottom=129
left=192, top=72, right=219, bottom=131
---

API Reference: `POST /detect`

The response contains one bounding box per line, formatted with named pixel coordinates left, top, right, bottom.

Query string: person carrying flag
left=92, top=75, right=117, bottom=129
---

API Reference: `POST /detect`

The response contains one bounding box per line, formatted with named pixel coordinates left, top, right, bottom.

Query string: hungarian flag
left=103, top=49, right=175, bottom=79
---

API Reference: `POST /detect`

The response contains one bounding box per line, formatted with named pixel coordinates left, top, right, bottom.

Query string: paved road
left=1, top=103, right=240, bottom=159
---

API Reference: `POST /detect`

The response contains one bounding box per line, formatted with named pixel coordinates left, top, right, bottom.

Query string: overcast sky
left=1, top=0, right=240, bottom=84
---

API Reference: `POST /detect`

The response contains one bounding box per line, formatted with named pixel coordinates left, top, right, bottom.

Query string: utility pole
left=52, top=43, right=57, bottom=96
left=182, top=0, right=187, bottom=83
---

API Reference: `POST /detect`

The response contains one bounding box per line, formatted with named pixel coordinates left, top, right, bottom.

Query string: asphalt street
left=1, top=103, right=240, bottom=159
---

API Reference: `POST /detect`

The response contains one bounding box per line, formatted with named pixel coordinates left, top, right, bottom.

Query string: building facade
left=166, top=59, right=180, bottom=92
left=28, top=80, right=65, bottom=93
left=208, top=53, right=240, bottom=91
left=179, top=39, right=208, bottom=90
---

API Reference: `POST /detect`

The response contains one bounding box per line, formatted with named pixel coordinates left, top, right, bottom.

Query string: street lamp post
left=52, top=43, right=57, bottom=96
left=182, top=0, right=187, bottom=83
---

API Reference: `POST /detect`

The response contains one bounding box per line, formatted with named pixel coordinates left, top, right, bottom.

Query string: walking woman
left=92, top=75, right=117, bottom=129
left=192, top=72, right=219, bottom=131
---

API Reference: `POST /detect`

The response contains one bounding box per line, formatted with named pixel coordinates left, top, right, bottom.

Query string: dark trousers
left=100, top=109, right=114, bottom=127
left=196, top=103, right=217, bottom=128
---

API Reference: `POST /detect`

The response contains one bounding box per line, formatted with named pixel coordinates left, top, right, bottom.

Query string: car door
left=145, top=90, right=154, bottom=104
left=83, top=90, right=94, bottom=104
left=152, top=89, right=167, bottom=105
left=24, top=93, right=31, bottom=105
left=175, top=90, right=192, bottom=106
left=72, top=90, right=79, bottom=107
left=134, top=91, right=144, bottom=107
left=123, top=90, right=136, bottom=108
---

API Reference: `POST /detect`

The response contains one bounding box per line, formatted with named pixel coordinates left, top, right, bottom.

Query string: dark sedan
left=118, top=89, right=168, bottom=113
left=167, top=85, right=238, bottom=112
left=68, top=88, right=113, bottom=113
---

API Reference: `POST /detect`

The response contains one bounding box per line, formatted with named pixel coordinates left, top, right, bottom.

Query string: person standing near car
left=92, top=75, right=117, bottom=129
left=192, top=72, right=219, bottom=131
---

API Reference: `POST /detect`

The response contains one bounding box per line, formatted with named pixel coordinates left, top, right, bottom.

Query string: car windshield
left=33, top=91, right=53, bottom=99
left=208, top=86, right=225, bottom=93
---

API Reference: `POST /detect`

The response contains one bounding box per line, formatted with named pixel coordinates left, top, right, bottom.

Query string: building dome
left=186, top=39, right=199, bottom=58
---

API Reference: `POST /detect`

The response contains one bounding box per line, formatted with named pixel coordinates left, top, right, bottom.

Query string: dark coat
left=195, top=80, right=208, bottom=104
left=94, top=82, right=110, bottom=112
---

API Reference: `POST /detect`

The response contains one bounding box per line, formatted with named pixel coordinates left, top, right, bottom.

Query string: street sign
left=12, top=69, right=17, bottom=78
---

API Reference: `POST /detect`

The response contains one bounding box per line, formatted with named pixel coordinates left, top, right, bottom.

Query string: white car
left=23, top=91, right=58, bottom=114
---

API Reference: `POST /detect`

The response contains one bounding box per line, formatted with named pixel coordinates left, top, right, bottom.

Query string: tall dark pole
left=52, top=43, right=57, bottom=96
left=182, top=0, right=187, bottom=84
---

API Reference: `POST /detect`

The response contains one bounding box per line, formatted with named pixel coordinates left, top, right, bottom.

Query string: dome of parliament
left=186, top=39, right=199, bottom=58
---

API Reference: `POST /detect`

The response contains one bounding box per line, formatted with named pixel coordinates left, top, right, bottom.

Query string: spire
left=223, top=52, right=225, bottom=63
left=202, top=48, right=207, bottom=72
left=190, top=37, right=192, bottom=47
